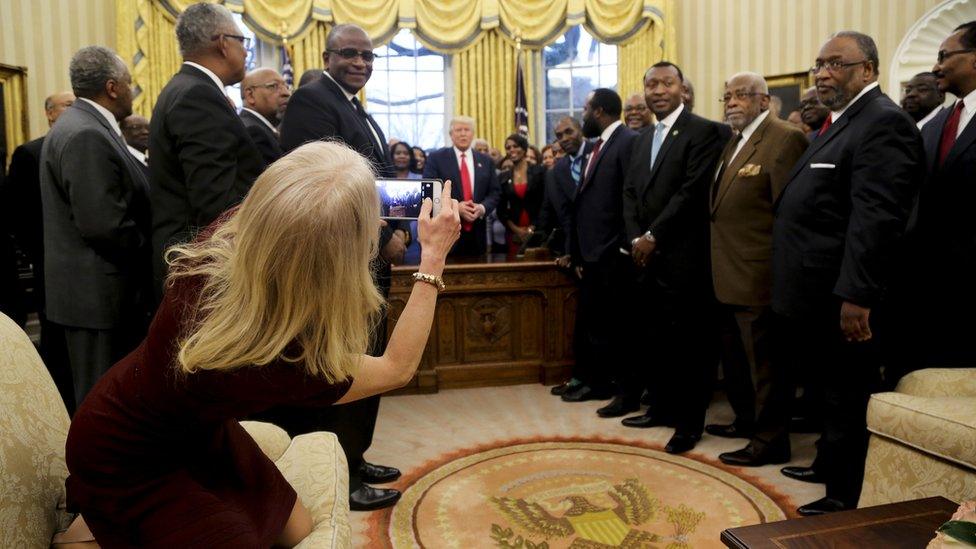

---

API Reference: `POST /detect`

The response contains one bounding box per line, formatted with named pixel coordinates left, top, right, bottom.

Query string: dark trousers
left=40, top=312, right=75, bottom=414
left=62, top=323, right=142, bottom=407
left=717, top=304, right=773, bottom=428
left=757, top=309, right=881, bottom=507
left=573, top=253, right=633, bottom=392
left=451, top=225, right=487, bottom=257
left=638, top=280, right=719, bottom=435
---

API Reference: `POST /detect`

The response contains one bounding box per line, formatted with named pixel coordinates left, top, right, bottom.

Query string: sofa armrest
left=239, top=421, right=292, bottom=462
left=895, top=368, right=976, bottom=397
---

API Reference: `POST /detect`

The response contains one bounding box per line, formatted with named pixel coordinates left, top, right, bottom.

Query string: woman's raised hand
left=417, top=180, right=461, bottom=271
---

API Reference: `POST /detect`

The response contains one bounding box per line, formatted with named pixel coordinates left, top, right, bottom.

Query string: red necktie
left=817, top=114, right=833, bottom=136
left=582, top=138, right=603, bottom=183
left=938, top=101, right=964, bottom=168
left=459, top=152, right=474, bottom=231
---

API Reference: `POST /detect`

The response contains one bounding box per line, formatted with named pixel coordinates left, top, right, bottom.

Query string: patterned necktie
left=712, top=133, right=743, bottom=203
left=649, top=122, right=666, bottom=170
left=817, top=114, right=833, bottom=137
left=459, top=152, right=474, bottom=231
left=938, top=100, right=964, bottom=168
left=570, top=153, right=584, bottom=186
left=352, top=96, right=384, bottom=151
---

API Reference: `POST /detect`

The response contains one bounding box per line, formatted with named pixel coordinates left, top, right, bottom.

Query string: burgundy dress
left=64, top=271, right=352, bottom=547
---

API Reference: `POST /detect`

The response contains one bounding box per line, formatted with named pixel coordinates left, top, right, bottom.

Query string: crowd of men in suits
left=0, top=0, right=973, bottom=518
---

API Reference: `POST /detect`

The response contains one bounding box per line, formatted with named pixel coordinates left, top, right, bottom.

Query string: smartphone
left=375, top=178, right=442, bottom=220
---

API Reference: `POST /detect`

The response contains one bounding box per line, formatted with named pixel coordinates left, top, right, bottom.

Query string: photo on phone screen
left=376, top=178, right=441, bottom=220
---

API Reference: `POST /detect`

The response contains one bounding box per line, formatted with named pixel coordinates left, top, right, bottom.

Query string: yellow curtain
left=289, top=21, right=330, bottom=79
left=453, top=30, right=540, bottom=150
left=0, top=66, right=29, bottom=166
left=118, top=0, right=182, bottom=117
left=615, top=19, right=664, bottom=102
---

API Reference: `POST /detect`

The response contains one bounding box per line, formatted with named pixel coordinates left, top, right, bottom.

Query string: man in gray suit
left=40, top=46, right=152, bottom=405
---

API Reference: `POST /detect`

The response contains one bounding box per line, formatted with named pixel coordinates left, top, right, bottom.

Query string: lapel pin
left=477, top=163, right=482, bottom=168
left=672, top=130, right=679, bottom=136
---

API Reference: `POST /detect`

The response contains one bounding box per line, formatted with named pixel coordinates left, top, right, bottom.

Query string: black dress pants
left=573, top=253, right=633, bottom=392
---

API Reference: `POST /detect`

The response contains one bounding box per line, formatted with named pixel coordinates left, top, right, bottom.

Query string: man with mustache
left=901, top=71, right=945, bottom=129
left=770, top=31, right=923, bottom=515
left=623, top=93, right=653, bottom=130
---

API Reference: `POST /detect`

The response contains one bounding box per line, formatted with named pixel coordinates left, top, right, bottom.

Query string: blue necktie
left=570, top=154, right=583, bottom=185
left=649, top=122, right=666, bottom=170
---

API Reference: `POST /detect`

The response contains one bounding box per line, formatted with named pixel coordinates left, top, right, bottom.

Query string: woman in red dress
left=63, top=141, right=461, bottom=547
left=497, top=133, right=546, bottom=256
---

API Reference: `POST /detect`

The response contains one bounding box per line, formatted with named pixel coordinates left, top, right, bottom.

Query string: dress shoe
left=349, top=485, right=401, bottom=511
left=561, top=385, right=613, bottom=402
left=664, top=432, right=701, bottom=454
left=621, top=413, right=672, bottom=428
left=796, top=497, right=847, bottom=516
left=719, top=441, right=790, bottom=466
left=596, top=396, right=639, bottom=418
left=359, top=461, right=401, bottom=484
left=704, top=423, right=754, bottom=439
left=640, top=390, right=652, bottom=406
left=550, top=379, right=581, bottom=396
left=781, top=465, right=824, bottom=484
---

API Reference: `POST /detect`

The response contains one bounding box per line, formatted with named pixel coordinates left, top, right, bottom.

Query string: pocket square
left=810, top=163, right=836, bottom=169
left=737, top=164, right=761, bottom=177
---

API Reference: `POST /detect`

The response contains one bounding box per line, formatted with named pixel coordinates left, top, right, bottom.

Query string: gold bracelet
left=412, top=272, right=445, bottom=292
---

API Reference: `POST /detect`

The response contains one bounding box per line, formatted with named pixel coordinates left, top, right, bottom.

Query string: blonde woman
left=63, top=142, right=460, bottom=547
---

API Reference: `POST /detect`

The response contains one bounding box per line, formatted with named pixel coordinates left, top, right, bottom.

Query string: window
left=226, top=13, right=260, bottom=110
left=543, top=26, right=617, bottom=142
left=366, top=29, right=448, bottom=151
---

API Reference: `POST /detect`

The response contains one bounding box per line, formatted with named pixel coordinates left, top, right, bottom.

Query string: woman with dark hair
left=497, top=133, right=546, bottom=255
left=411, top=146, right=427, bottom=173
left=392, top=141, right=422, bottom=179
left=526, top=145, right=542, bottom=166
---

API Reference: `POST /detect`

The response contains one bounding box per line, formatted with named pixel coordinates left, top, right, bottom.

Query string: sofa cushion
left=867, top=391, right=976, bottom=469
left=895, top=368, right=976, bottom=397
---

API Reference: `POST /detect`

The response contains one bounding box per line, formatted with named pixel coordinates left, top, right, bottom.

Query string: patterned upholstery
left=0, top=313, right=349, bottom=547
left=859, top=368, right=976, bottom=508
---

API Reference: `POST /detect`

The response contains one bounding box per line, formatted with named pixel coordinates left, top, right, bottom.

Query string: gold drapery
left=452, top=31, right=541, bottom=149
left=616, top=18, right=664, bottom=101
left=0, top=64, right=29, bottom=166
left=117, top=0, right=182, bottom=117
left=289, top=21, right=330, bottom=80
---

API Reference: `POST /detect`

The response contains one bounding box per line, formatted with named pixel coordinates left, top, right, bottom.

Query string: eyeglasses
left=247, top=81, right=288, bottom=92
left=720, top=91, right=768, bottom=103
left=327, top=48, right=376, bottom=63
left=937, top=48, right=976, bottom=64
left=623, top=104, right=649, bottom=112
left=810, top=59, right=867, bottom=75
left=212, top=34, right=251, bottom=49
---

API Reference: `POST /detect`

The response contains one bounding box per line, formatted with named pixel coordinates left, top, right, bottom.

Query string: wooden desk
left=387, top=254, right=576, bottom=393
left=721, top=497, right=957, bottom=548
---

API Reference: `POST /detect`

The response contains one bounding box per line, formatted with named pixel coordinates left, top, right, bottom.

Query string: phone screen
left=375, top=179, right=440, bottom=220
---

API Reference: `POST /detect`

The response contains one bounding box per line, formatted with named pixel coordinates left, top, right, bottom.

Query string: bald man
left=623, top=93, right=653, bottom=130
left=681, top=78, right=695, bottom=112
left=122, top=114, right=150, bottom=170
left=240, top=68, right=290, bottom=164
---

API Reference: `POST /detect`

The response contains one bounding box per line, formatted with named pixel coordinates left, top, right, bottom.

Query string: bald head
left=624, top=93, right=652, bottom=130
left=323, top=23, right=374, bottom=93
left=723, top=72, right=770, bottom=131
left=681, top=78, right=695, bottom=111
left=121, top=114, right=149, bottom=152
left=241, top=68, right=290, bottom=123
left=554, top=115, right=584, bottom=157
left=45, top=91, right=75, bottom=127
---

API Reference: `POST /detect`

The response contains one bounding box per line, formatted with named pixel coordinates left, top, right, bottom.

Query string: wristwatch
left=631, top=231, right=656, bottom=248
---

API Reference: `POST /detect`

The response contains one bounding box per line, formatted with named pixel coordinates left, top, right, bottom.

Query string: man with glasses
left=901, top=72, right=946, bottom=129
left=704, top=73, right=808, bottom=466
left=623, top=93, right=654, bottom=130
left=277, top=23, right=406, bottom=513
left=240, top=68, right=290, bottom=164
left=149, top=2, right=264, bottom=297
left=771, top=31, right=923, bottom=515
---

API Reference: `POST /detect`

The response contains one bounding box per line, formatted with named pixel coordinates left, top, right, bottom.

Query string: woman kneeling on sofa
left=63, top=142, right=460, bottom=547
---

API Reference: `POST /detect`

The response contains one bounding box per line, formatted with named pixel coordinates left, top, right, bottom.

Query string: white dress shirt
left=654, top=102, right=685, bottom=148
left=321, top=70, right=384, bottom=150
left=241, top=107, right=277, bottom=134
left=78, top=97, right=121, bottom=136
left=830, top=81, right=879, bottom=122
left=916, top=105, right=943, bottom=130
left=183, top=61, right=227, bottom=95
left=955, top=88, right=976, bottom=138
left=126, top=144, right=147, bottom=166
left=453, top=146, right=485, bottom=217
left=730, top=109, right=769, bottom=163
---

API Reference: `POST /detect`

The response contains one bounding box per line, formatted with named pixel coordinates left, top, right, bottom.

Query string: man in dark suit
left=619, top=62, right=730, bottom=455
left=911, top=22, right=976, bottom=369
left=276, top=23, right=405, bottom=511
left=5, top=91, right=76, bottom=411
left=799, top=86, right=830, bottom=141
left=149, top=2, right=265, bottom=294
left=239, top=68, right=289, bottom=164
left=901, top=72, right=945, bottom=130
left=423, top=116, right=500, bottom=256
left=537, top=116, right=592, bottom=397
left=40, top=46, right=152, bottom=406
left=705, top=73, right=809, bottom=464
left=771, top=31, right=923, bottom=515
left=121, top=114, right=150, bottom=179
left=561, top=89, right=639, bottom=409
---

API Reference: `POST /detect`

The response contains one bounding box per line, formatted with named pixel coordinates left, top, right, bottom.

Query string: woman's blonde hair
left=165, top=141, right=384, bottom=383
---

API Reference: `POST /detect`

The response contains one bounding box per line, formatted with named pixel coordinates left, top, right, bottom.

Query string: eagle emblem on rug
left=490, top=478, right=703, bottom=548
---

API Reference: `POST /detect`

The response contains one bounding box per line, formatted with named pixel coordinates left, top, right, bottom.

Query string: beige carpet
left=351, top=384, right=826, bottom=548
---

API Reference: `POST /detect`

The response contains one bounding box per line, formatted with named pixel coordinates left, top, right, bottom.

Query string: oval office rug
left=366, top=438, right=791, bottom=548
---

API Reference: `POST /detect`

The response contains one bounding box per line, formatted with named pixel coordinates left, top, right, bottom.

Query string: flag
left=514, top=50, right=528, bottom=136
left=281, top=44, right=294, bottom=89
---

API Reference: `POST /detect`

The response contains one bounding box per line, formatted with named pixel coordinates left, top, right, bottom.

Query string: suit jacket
left=538, top=141, right=593, bottom=254
left=574, top=124, right=639, bottom=263
left=623, top=109, right=730, bottom=295
left=497, top=163, right=546, bottom=226
left=772, top=86, right=924, bottom=318
left=6, top=137, right=45, bottom=272
left=240, top=109, right=283, bottom=165
left=40, top=100, right=152, bottom=329
left=149, top=64, right=265, bottom=287
left=422, top=146, right=500, bottom=254
left=710, top=115, right=808, bottom=306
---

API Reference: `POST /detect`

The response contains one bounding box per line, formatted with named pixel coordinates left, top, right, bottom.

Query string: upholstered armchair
left=0, top=312, right=350, bottom=548
left=859, top=368, right=976, bottom=507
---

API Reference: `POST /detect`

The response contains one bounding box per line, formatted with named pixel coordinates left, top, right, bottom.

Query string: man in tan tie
left=705, top=72, right=807, bottom=464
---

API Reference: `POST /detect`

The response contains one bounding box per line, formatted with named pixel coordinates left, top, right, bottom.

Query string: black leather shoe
left=550, top=379, right=581, bottom=396
left=349, top=485, right=401, bottom=511
left=621, top=413, right=672, bottom=428
left=359, top=461, right=401, bottom=484
left=665, top=432, right=701, bottom=454
left=596, top=396, right=639, bottom=418
left=719, top=441, right=790, bottom=466
left=796, top=497, right=847, bottom=516
left=640, top=390, right=652, bottom=406
left=704, top=423, right=754, bottom=439
left=561, top=385, right=613, bottom=402
left=781, top=465, right=824, bottom=484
